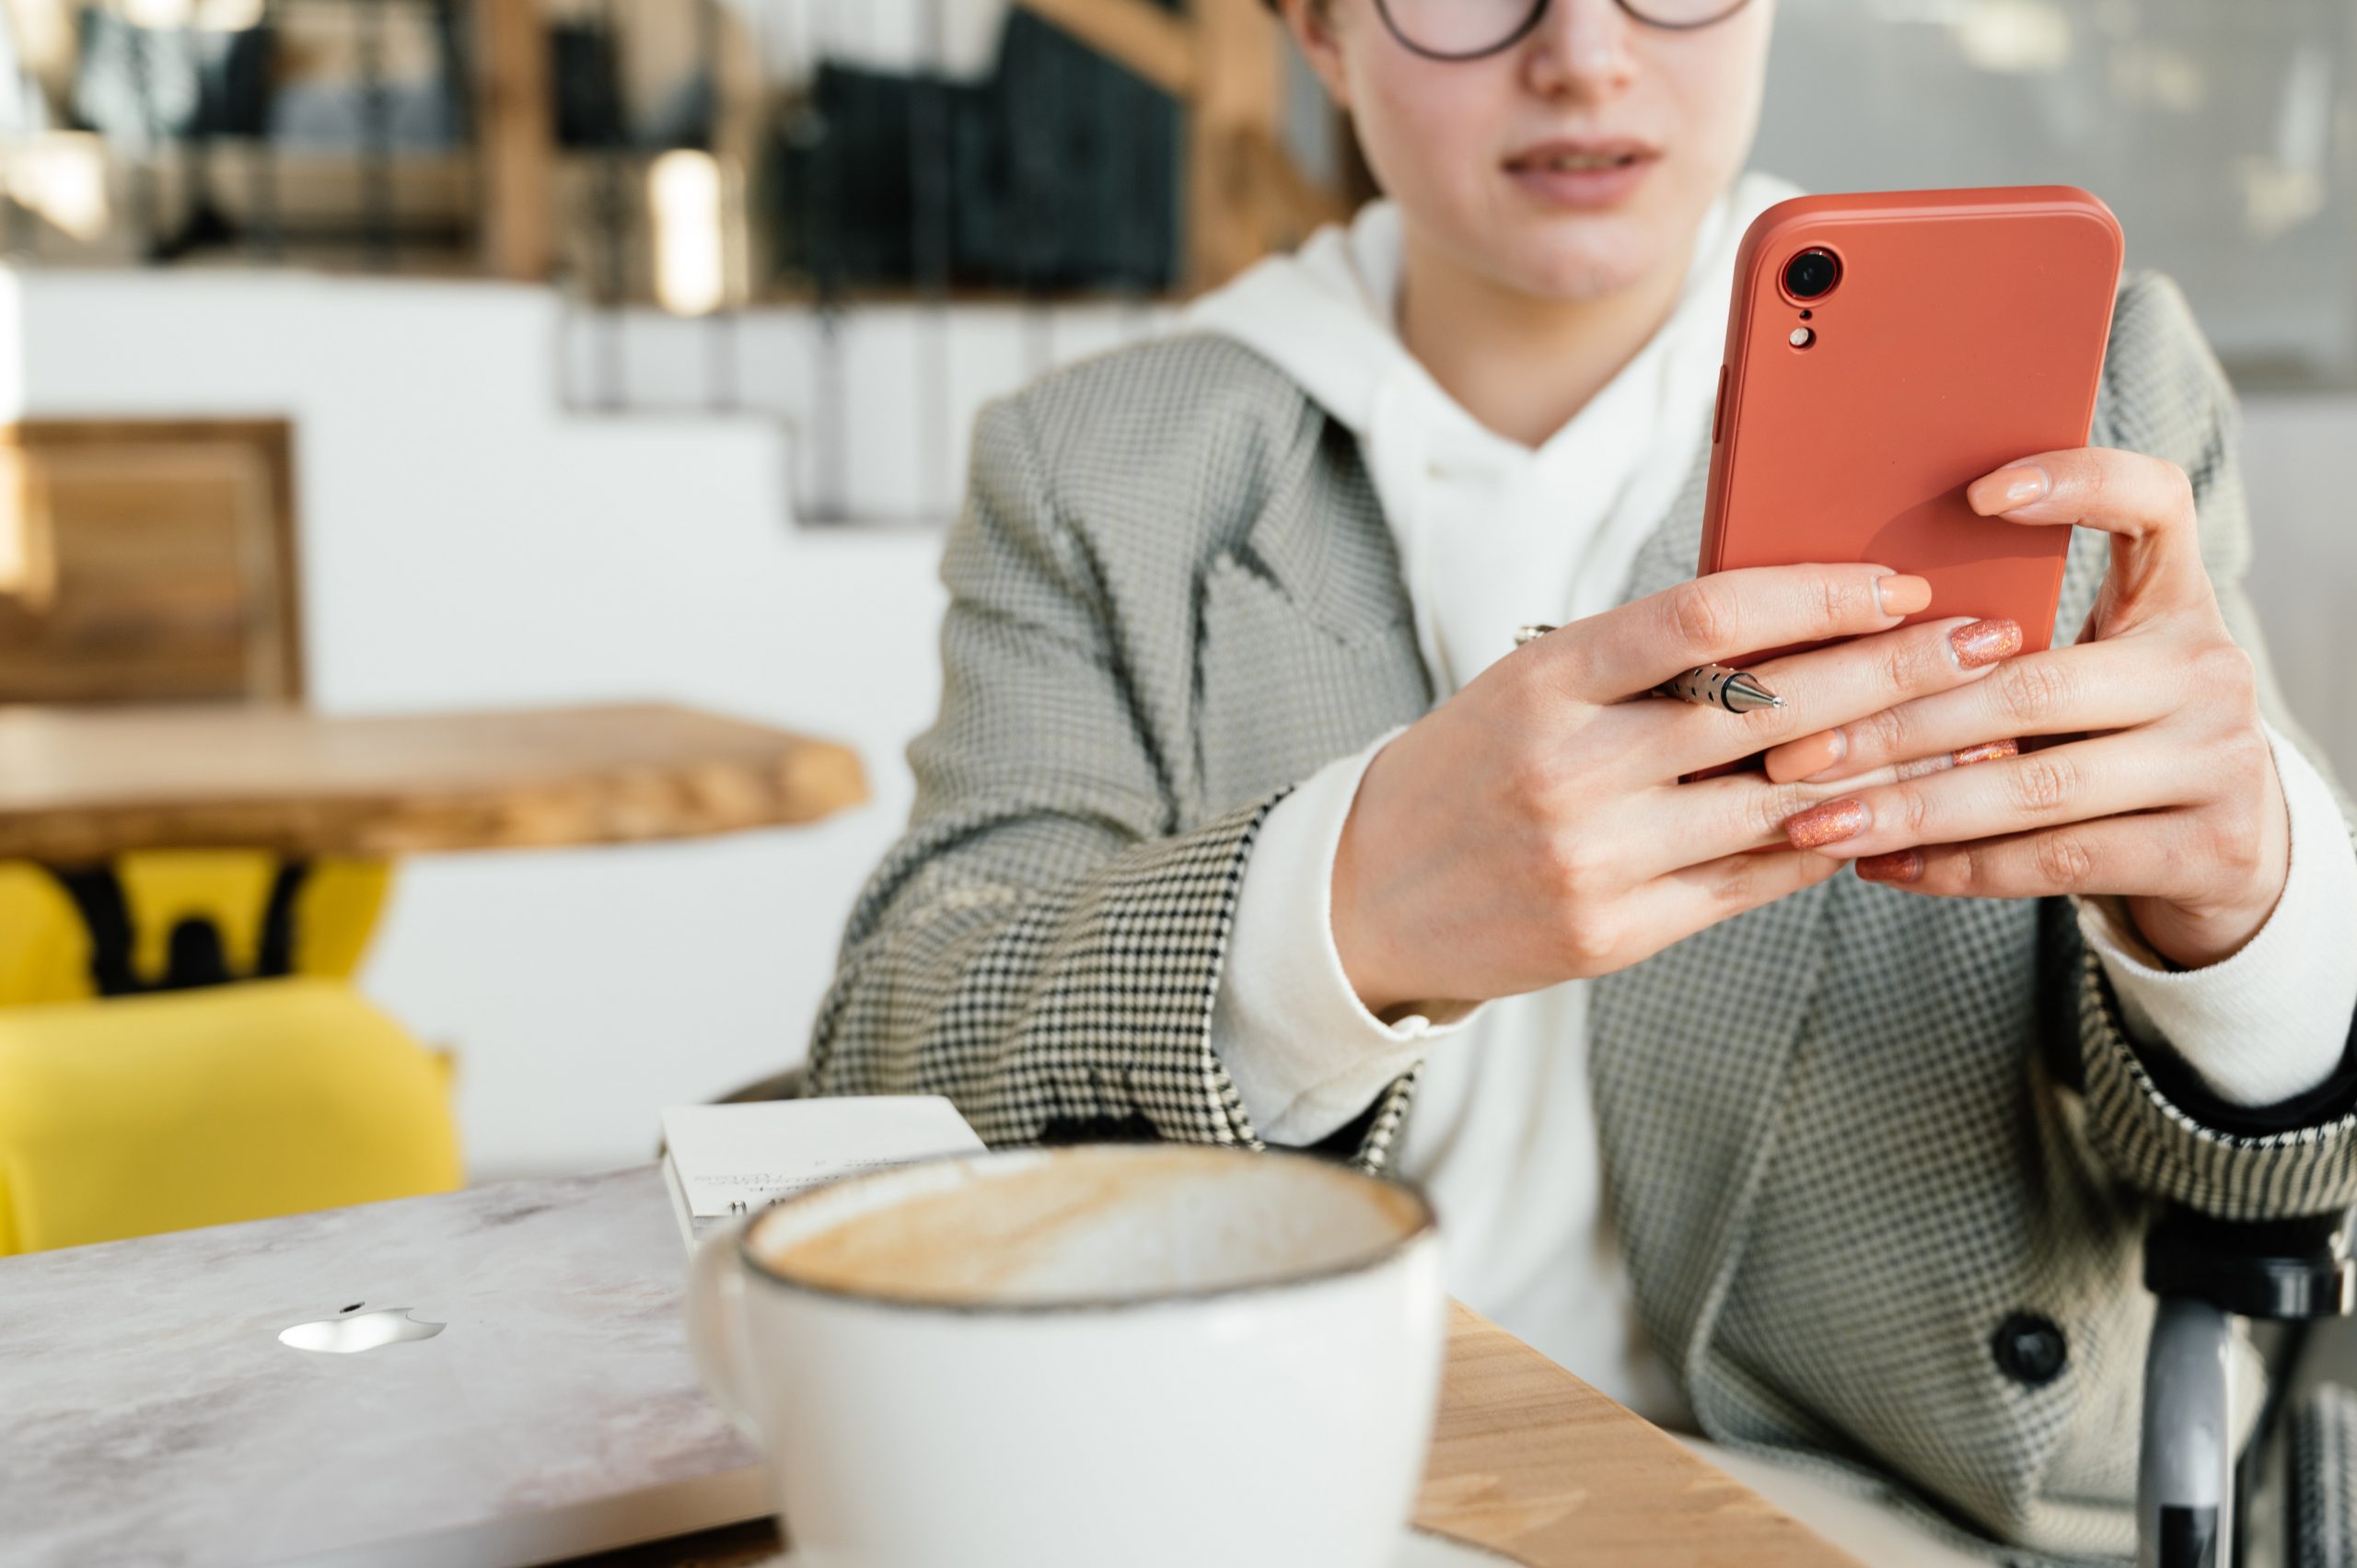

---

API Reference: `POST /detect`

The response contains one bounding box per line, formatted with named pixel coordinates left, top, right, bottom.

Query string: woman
left=807, top=0, right=2357, bottom=1559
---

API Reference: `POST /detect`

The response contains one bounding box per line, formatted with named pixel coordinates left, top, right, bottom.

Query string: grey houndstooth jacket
left=807, top=270, right=2357, bottom=1563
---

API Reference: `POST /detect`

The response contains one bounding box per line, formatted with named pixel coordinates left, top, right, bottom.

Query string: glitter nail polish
left=1785, top=797, right=1868, bottom=850
left=1856, top=850, right=1924, bottom=883
left=1952, top=738, right=2020, bottom=768
left=1949, top=619, right=2023, bottom=670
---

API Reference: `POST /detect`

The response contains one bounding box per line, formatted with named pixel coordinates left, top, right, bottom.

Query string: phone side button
left=1711, top=364, right=1729, bottom=445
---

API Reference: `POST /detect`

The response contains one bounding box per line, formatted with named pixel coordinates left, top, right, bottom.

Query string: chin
left=1491, top=226, right=1670, bottom=305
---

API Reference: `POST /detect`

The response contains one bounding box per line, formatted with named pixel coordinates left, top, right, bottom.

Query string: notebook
left=658, top=1096, right=984, bottom=1246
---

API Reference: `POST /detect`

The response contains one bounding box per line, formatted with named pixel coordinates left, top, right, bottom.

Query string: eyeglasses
left=1374, top=0, right=1756, bottom=61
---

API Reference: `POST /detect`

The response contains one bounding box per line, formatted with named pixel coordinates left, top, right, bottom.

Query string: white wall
left=2237, top=393, right=2357, bottom=789
left=6, top=269, right=952, bottom=1180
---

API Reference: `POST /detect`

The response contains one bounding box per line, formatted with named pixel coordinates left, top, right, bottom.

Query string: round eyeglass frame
left=1373, top=0, right=1757, bottom=60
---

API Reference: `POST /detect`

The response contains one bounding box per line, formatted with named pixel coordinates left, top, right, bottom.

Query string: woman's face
left=1289, top=0, right=1776, bottom=303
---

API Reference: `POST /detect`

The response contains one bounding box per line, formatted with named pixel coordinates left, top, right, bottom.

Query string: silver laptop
left=0, top=1167, right=768, bottom=1567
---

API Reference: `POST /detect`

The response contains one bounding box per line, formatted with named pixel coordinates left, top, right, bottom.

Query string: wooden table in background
left=0, top=702, right=867, bottom=993
left=0, top=703, right=867, bottom=863
left=575, top=1304, right=1860, bottom=1568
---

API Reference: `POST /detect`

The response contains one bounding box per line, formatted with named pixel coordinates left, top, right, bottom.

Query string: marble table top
left=0, top=1167, right=761, bottom=1567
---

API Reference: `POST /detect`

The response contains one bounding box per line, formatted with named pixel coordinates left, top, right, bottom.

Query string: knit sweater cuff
left=1212, top=727, right=1484, bottom=1146
left=2076, top=723, right=2357, bottom=1108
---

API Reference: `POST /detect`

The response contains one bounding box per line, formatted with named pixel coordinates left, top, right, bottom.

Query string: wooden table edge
left=0, top=703, right=870, bottom=862
left=1416, top=1302, right=1865, bottom=1567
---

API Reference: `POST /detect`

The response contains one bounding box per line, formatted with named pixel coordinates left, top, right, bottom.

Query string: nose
left=1522, top=0, right=1639, bottom=98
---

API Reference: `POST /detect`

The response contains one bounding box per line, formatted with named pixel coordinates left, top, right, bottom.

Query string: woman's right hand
left=1329, top=565, right=2024, bottom=1016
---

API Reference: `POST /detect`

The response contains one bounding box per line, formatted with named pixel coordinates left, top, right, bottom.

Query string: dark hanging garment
left=770, top=6, right=1181, bottom=295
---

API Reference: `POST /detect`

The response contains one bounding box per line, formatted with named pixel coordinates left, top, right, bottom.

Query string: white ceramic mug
left=685, top=1142, right=1446, bottom=1568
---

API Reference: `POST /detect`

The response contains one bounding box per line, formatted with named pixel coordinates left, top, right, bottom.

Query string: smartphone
left=1698, top=186, right=2124, bottom=673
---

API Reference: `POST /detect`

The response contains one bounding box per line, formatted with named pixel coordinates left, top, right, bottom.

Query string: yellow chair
left=0, top=853, right=391, bottom=1007
left=0, top=978, right=462, bottom=1255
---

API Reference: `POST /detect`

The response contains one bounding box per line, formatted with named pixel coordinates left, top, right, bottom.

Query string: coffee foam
left=749, top=1145, right=1427, bottom=1307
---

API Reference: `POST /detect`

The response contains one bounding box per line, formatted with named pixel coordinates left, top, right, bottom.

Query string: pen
left=1511, top=624, right=1782, bottom=714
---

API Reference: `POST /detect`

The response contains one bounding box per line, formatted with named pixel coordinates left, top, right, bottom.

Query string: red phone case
left=1699, top=186, right=2124, bottom=671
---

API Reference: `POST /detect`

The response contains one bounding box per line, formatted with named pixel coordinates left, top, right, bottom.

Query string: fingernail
left=1949, top=618, right=2023, bottom=669
left=1785, top=797, right=1868, bottom=850
left=1856, top=849, right=1923, bottom=883
left=1953, top=738, right=2020, bottom=768
left=1771, top=728, right=1847, bottom=784
left=1970, top=464, right=2049, bottom=514
left=1875, top=574, right=1933, bottom=617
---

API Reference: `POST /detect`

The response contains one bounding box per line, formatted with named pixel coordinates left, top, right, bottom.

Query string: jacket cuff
left=981, top=795, right=1283, bottom=1152
left=2077, top=947, right=2357, bottom=1218
left=1001, top=786, right=1428, bottom=1174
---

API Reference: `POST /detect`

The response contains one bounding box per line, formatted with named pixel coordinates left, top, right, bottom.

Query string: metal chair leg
left=2143, top=1295, right=2236, bottom=1567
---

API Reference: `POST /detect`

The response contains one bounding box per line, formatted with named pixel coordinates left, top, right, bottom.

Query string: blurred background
left=0, top=0, right=2351, bottom=1197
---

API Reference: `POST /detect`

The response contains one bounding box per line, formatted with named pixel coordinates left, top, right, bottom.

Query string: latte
left=749, top=1144, right=1428, bottom=1307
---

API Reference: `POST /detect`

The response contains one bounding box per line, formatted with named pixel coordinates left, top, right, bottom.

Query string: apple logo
left=279, top=1302, right=447, bottom=1354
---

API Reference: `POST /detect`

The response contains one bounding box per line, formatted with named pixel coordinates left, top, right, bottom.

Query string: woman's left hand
left=1759, top=447, right=2289, bottom=970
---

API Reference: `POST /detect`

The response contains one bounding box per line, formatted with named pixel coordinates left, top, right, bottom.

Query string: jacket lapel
left=1589, top=433, right=1840, bottom=1378
left=1230, top=418, right=1425, bottom=648
left=1189, top=419, right=1434, bottom=815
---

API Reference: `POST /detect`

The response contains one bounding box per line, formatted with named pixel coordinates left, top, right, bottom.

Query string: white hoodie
left=1178, top=176, right=2357, bottom=1418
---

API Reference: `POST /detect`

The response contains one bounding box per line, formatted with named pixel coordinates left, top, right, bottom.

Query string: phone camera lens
left=1782, top=248, right=1841, bottom=300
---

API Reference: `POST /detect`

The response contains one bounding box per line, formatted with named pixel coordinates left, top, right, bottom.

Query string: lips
left=1502, top=137, right=1658, bottom=174
left=1501, top=137, right=1660, bottom=209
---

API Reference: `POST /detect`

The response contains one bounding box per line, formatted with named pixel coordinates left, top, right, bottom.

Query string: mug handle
left=685, top=1221, right=764, bottom=1444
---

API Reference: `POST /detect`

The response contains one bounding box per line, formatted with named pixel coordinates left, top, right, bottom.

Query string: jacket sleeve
left=2068, top=269, right=2357, bottom=1218
left=803, top=390, right=1286, bottom=1153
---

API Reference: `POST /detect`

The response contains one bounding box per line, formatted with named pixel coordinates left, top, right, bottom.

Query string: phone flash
left=1789, top=327, right=1816, bottom=349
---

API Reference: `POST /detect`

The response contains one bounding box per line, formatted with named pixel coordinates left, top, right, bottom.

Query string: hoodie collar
left=1186, top=199, right=1501, bottom=459
left=1184, top=174, right=1799, bottom=454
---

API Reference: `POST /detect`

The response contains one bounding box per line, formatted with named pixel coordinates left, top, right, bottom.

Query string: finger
left=1659, top=613, right=2019, bottom=776
left=1761, top=638, right=2177, bottom=785
left=1965, top=447, right=2207, bottom=614
left=1779, top=729, right=2200, bottom=860
left=1647, top=745, right=2016, bottom=879
left=1618, top=845, right=1848, bottom=959
left=1544, top=565, right=1931, bottom=701
left=1851, top=811, right=2212, bottom=903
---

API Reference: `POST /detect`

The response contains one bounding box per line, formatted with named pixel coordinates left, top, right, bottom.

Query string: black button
left=1992, top=1312, right=2068, bottom=1386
